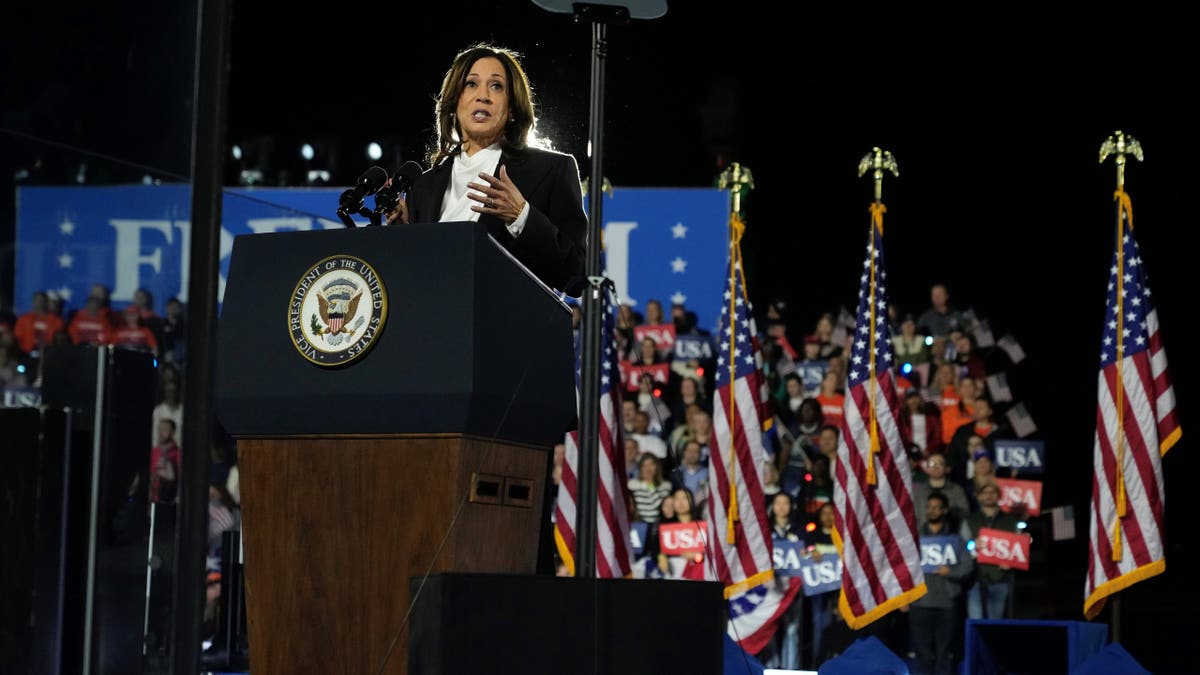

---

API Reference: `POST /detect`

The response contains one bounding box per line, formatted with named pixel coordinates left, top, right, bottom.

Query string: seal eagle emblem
left=289, top=254, right=387, bottom=366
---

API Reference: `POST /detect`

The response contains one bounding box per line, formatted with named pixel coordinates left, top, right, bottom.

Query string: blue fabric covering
left=1075, top=643, right=1151, bottom=675
left=723, top=634, right=765, bottom=675
left=963, top=620, right=1108, bottom=674
left=817, top=635, right=909, bottom=675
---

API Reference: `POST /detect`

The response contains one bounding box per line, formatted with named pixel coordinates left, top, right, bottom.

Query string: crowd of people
left=1, top=278, right=1030, bottom=674
left=546, top=283, right=1031, bottom=674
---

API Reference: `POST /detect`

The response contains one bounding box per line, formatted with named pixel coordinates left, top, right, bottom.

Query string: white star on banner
left=670, top=291, right=687, bottom=305
left=58, top=252, right=74, bottom=269
left=671, top=222, right=688, bottom=239
left=57, top=286, right=73, bottom=302
left=670, top=257, right=688, bottom=274
left=59, top=219, right=75, bottom=236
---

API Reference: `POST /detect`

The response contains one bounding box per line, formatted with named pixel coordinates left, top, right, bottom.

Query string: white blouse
left=439, top=143, right=530, bottom=237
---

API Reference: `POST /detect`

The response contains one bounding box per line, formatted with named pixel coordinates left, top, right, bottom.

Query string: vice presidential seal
left=288, top=255, right=387, bottom=366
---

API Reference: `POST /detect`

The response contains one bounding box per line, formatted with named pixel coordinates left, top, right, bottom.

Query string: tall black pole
left=574, top=19, right=608, bottom=579
left=172, top=0, right=231, bottom=672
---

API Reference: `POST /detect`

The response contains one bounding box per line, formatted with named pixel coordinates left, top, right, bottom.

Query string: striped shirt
left=628, top=479, right=672, bottom=523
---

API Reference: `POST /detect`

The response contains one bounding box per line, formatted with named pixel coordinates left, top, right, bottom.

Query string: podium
left=214, top=221, right=577, bottom=674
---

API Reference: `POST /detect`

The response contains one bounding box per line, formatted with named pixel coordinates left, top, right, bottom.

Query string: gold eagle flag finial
left=1099, top=130, right=1143, bottom=191
left=858, top=147, right=898, bottom=203
left=718, top=162, right=755, bottom=220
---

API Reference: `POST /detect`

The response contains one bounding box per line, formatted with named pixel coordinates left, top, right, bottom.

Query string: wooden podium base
left=238, top=434, right=548, bottom=675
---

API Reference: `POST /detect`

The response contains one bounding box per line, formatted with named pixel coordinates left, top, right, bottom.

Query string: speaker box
left=406, top=573, right=726, bottom=675
left=0, top=407, right=41, bottom=673
left=33, top=344, right=157, bottom=675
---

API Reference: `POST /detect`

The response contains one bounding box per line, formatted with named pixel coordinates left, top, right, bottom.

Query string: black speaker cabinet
left=407, top=573, right=725, bottom=675
left=31, top=344, right=157, bottom=675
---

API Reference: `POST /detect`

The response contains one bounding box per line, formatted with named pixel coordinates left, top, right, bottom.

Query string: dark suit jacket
left=406, top=144, right=587, bottom=292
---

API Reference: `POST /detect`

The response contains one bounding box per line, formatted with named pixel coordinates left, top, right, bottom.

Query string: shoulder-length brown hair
left=428, top=44, right=536, bottom=167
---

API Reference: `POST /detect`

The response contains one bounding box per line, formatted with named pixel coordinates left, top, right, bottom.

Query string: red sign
left=995, top=477, right=1042, bottom=517
left=975, top=527, right=1032, bottom=570
left=659, top=521, right=708, bottom=556
left=619, top=361, right=670, bottom=391
left=634, top=324, right=676, bottom=354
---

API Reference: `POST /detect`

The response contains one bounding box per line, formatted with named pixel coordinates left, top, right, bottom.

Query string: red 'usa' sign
left=634, top=324, right=676, bottom=353
left=995, top=477, right=1042, bottom=517
left=619, top=361, right=670, bottom=391
left=975, top=527, right=1031, bottom=570
left=659, top=521, right=707, bottom=556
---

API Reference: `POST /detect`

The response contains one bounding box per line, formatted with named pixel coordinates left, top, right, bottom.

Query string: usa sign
left=797, top=553, right=842, bottom=596
left=659, top=521, right=707, bottom=556
left=995, top=477, right=1043, bottom=517
left=919, top=535, right=966, bottom=573
left=633, top=324, right=676, bottom=355
left=994, top=439, right=1045, bottom=474
left=975, top=527, right=1031, bottom=571
left=619, top=362, right=670, bottom=391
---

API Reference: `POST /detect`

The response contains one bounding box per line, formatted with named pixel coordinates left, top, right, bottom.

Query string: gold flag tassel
left=1111, top=188, right=1134, bottom=562
left=864, top=203, right=886, bottom=486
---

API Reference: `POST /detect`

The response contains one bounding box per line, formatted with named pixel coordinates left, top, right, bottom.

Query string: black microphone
left=373, top=161, right=425, bottom=219
left=338, top=165, right=389, bottom=212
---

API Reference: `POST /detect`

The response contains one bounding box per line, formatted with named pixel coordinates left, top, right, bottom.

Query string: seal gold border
left=288, top=254, right=388, bottom=367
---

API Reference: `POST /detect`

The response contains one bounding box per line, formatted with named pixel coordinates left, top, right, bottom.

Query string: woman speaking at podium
left=388, top=43, right=587, bottom=293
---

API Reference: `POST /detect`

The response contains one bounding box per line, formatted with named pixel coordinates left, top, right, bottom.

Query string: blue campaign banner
left=588, top=188, right=729, bottom=334
left=920, top=534, right=965, bottom=573
left=797, top=553, right=842, bottom=596
left=629, top=521, right=649, bottom=557
left=17, top=185, right=730, bottom=331
left=14, top=184, right=348, bottom=315
left=994, top=439, right=1046, bottom=474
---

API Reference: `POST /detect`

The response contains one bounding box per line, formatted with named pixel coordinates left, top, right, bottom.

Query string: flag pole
left=855, top=148, right=898, bottom=486
left=1097, top=130, right=1143, bottom=642
left=716, top=162, right=754, bottom=544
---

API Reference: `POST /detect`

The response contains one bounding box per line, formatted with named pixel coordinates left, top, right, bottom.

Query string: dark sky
left=4, top=3, right=1196, bottom=669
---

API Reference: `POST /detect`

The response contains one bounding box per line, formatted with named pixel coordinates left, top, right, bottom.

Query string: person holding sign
left=911, top=492, right=974, bottom=675
left=763, top=493, right=803, bottom=670
left=388, top=44, right=586, bottom=292
left=656, top=488, right=705, bottom=579
left=964, top=482, right=1018, bottom=619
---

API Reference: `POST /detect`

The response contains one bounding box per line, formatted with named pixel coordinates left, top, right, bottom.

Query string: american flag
left=554, top=287, right=634, bottom=578
left=1084, top=197, right=1180, bottom=620
left=831, top=210, right=926, bottom=629
left=1051, top=505, right=1076, bottom=541
left=706, top=226, right=774, bottom=599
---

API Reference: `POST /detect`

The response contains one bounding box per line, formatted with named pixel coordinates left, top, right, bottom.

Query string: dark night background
left=2, top=3, right=1196, bottom=671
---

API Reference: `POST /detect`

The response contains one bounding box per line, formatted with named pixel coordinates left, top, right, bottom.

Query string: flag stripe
left=1122, top=355, right=1167, bottom=522
left=832, top=457, right=887, bottom=609
left=840, top=385, right=919, bottom=596
left=1095, top=401, right=1153, bottom=570
left=1098, top=365, right=1161, bottom=568
left=707, top=392, right=769, bottom=584
left=553, top=288, right=633, bottom=580
left=1089, top=472, right=1121, bottom=581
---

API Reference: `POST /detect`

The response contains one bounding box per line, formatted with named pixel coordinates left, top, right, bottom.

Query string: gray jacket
left=913, top=523, right=973, bottom=609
